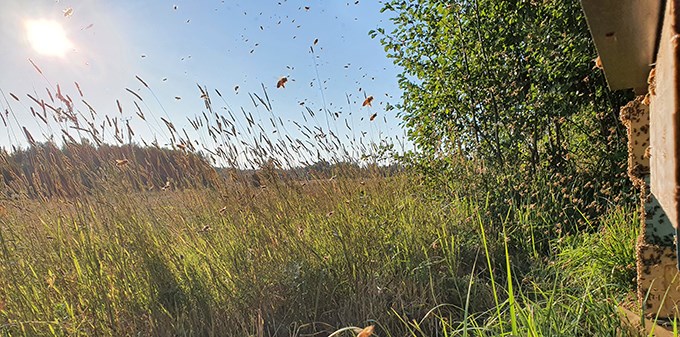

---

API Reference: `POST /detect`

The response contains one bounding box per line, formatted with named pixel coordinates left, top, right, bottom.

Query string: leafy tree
left=373, top=0, right=635, bottom=231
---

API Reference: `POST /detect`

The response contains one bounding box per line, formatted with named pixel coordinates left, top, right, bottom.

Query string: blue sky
left=0, top=0, right=408, bottom=166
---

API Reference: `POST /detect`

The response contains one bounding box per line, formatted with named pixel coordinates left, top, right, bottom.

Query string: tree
left=373, top=0, right=634, bottom=227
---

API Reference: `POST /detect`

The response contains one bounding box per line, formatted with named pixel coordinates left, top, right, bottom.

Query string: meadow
left=0, top=166, right=640, bottom=336
left=0, top=0, right=649, bottom=331
left=0, top=76, right=642, bottom=336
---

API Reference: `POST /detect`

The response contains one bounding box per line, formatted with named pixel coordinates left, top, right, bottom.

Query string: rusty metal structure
left=582, top=0, right=680, bottom=319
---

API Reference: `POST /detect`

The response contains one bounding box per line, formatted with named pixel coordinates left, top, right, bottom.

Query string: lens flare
left=25, top=19, right=73, bottom=57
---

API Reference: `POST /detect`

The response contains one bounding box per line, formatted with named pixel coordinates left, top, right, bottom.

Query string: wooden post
left=583, top=0, right=680, bottom=320
left=642, top=0, right=680, bottom=318
left=650, top=0, right=680, bottom=232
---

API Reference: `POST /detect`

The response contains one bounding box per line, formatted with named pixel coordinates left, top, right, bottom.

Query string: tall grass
left=0, top=177, right=641, bottom=336
left=0, top=61, right=643, bottom=336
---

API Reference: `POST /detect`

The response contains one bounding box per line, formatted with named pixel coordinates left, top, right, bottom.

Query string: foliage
left=556, top=206, right=639, bottom=293
left=372, top=0, right=636, bottom=229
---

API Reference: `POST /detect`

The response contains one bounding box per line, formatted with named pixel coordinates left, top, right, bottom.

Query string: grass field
left=0, top=47, right=644, bottom=336
left=0, top=164, right=640, bottom=336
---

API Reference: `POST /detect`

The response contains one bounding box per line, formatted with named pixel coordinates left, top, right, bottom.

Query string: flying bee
left=277, top=76, right=288, bottom=88
left=357, top=325, right=374, bottom=337
left=362, top=95, right=373, bottom=107
left=592, top=56, right=603, bottom=70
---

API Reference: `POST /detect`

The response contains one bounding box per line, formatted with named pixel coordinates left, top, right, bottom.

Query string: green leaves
left=376, top=0, right=634, bottom=226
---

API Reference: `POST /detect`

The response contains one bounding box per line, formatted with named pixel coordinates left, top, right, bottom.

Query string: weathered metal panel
left=581, top=0, right=662, bottom=91
left=650, top=0, right=680, bottom=230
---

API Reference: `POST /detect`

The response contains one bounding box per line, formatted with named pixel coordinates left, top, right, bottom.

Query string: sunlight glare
left=25, top=19, right=73, bottom=57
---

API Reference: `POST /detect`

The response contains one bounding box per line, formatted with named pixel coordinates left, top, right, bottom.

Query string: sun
left=25, top=19, right=73, bottom=57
